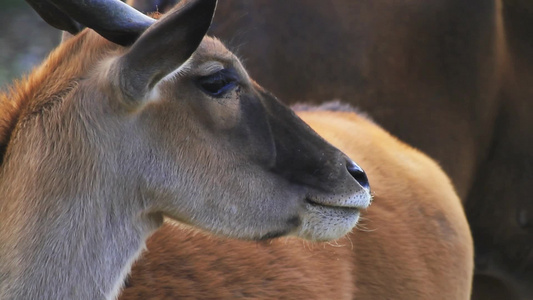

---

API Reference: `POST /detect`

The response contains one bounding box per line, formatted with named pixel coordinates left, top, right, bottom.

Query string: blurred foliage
left=0, top=0, right=60, bottom=90
left=0, top=0, right=25, bottom=9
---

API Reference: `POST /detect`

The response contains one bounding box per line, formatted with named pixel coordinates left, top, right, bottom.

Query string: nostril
left=346, top=160, right=370, bottom=190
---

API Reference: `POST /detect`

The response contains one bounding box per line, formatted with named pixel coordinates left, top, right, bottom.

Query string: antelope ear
left=127, top=0, right=179, bottom=14
left=60, top=31, right=75, bottom=43
left=116, top=0, right=217, bottom=103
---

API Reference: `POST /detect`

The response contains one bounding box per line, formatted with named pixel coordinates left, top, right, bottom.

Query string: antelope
left=119, top=104, right=474, bottom=300
left=129, top=0, right=533, bottom=298
left=0, top=0, right=372, bottom=299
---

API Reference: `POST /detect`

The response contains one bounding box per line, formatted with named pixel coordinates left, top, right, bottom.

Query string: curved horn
left=36, top=0, right=156, bottom=46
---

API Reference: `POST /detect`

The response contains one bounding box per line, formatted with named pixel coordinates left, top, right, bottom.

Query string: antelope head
left=18, top=0, right=371, bottom=242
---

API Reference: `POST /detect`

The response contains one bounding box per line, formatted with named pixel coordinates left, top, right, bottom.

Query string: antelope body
left=0, top=1, right=371, bottom=299
left=119, top=106, right=474, bottom=300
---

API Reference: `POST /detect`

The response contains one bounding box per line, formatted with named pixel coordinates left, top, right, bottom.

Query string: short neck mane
left=0, top=31, right=160, bottom=299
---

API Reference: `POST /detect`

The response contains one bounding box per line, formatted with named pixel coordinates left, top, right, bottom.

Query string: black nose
left=346, top=160, right=370, bottom=190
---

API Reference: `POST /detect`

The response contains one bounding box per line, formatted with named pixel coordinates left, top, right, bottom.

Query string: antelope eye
left=196, top=68, right=238, bottom=97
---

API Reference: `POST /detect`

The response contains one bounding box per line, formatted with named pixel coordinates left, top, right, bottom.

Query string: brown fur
left=120, top=109, right=474, bottom=300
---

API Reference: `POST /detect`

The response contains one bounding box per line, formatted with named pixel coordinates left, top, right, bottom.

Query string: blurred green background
left=0, top=0, right=60, bottom=90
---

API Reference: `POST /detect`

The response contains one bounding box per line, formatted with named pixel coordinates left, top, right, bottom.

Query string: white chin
left=292, top=204, right=361, bottom=241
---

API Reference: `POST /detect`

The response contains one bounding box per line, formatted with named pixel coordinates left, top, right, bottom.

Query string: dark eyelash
left=196, top=68, right=239, bottom=97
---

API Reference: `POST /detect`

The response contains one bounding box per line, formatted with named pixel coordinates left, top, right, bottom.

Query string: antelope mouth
left=305, top=197, right=362, bottom=213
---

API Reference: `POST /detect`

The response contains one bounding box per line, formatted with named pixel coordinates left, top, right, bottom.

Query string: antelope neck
left=0, top=172, right=162, bottom=300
